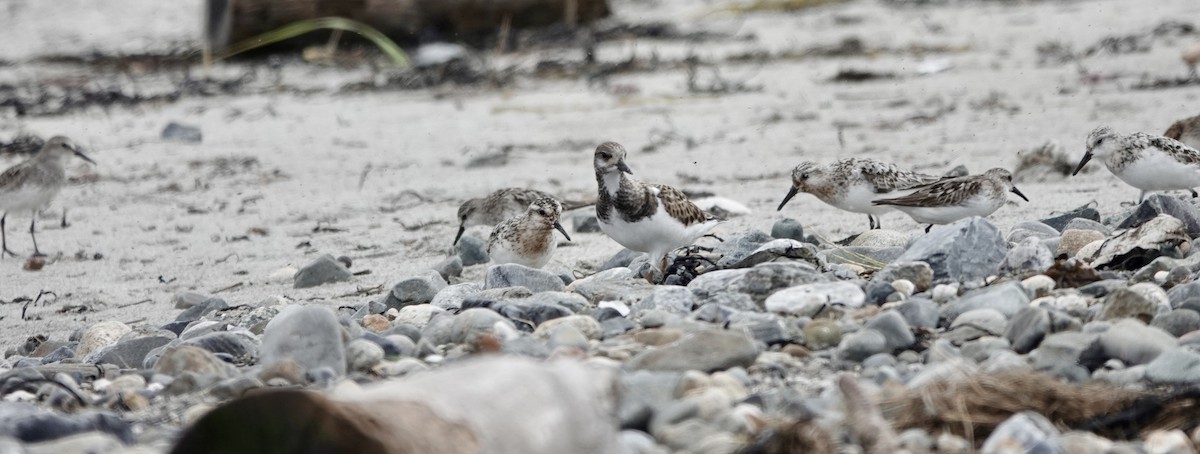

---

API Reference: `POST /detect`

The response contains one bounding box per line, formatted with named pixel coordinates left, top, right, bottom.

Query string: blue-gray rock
left=1083, top=319, right=1176, bottom=368
left=896, top=298, right=939, bottom=329
left=457, top=235, right=490, bottom=266
left=173, top=291, right=212, bottom=309
left=865, top=311, right=914, bottom=350
left=432, top=255, right=464, bottom=281
left=1006, top=221, right=1061, bottom=243
left=714, top=230, right=774, bottom=268
left=175, top=297, right=228, bottom=322
left=1117, top=194, right=1200, bottom=238
left=601, top=317, right=636, bottom=338
left=637, top=286, right=695, bottom=316
left=345, top=339, right=385, bottom=372
left=85, top=336, right=171, bottom=368
left=1005, top=306, right=1050, bottom=354
left=870, top=261, right=934, bottom=292
left=0, top=402, right=133, bottom=444
left=430, top=282, right=482, bottom=311
left=485, top=264, right=565, bottom=293
left=698, top=292, right=758, bottom=312
left=618, top=370, right=684, bottom=429
left=384, top=270, right=447, bottom=310
left=1168, top=282, right=1200, bottom=308
left=1039, top=206, right=1101, bottom=232
left=161, top=121, right=202, bottom=143
left=688, top=262, right=824, bottom=302
left=770, top=218, right=805, bottom=242
left=689, top=303, right=737, bottom=324
left=573, top=212, right=602, bottom=233
left=892, top=217, right=1006, bottom=284
left=1151, top=309, right=1200, bottom=337
left=837, top=329, right=888, bottom=362
left=1031, top=332, right=1097, bottom=375
left=998, top=237, right=1053, bottom=276
left=1077, top=279, right=1127, bottom=299
left=181, top=332, right=259, bottom=359
left=980, top=412, right=1062, bottom=454
left=737, top=316, right=792, bottom=345
left=261, top=305, right=346, bottom=376
left=293, top=254, right=353, bottom=289
left=40, top=346, right=75, bottom=365
left=726, top=239, right=824, bottom=269
left=823, top=246, right=905, bottom=267
left=1092, top=214, right=1190, bottom=270
left=601, top=249, right=644, bottom=271
left=384, top=323, right=421, bottom=344
left=1145, top=347, right=1200, bottom=384
left=526, top=291, right=589, bottom=313
left=626, top=330, right=758, bottom=372
left=945, top=309, right=1007, bottom=344
left=359, top=332, right=404, bottom=357
left=941, top=281, right=1030, bottom=323
left=1062, top=218, right=1112, bottom=236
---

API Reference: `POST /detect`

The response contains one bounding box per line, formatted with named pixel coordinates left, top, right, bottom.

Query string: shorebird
left=872, top=168, right=1028, bottom=232
left=777, top=158, right=942, bottom=229
left=0, top=136, right=95, bottom=257
left=593, top=141, right=720, bottom=282
left=1164, top=114, right=1200, bottom=151
left=1072, top=126, right=1200, bottom=202
left=486, top=197, right=571, bottom=269
left=454, top=188, right=593, bottom=245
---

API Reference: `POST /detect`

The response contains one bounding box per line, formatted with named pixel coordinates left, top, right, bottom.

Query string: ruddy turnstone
left=777, top=158, right=942, bottom=229
left=0, top=136, right=95, bottom=257
left=1072, top=126, right=1200, bottom=202
left=871, top=168, right=1028, bottom=232
left=593, top=141, right=720, bottom=281
left=1165, top=114, right=1200, bottom=150
left=486, top=197, right=571, bottom=268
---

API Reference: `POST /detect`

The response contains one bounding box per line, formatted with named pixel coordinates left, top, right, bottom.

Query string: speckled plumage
left=593, top=142, right=719, bottom=280
left=454, top=188, right=592, bottom=245
left=1073, top=126, right=1200, bottom=202
left=1165, top=114, right=1200, bottom=150
left=0, top=136, right=94, bottom=257
left=777, top=158, right=942, bottom=229
left=486, top=197, right=571, bottom=268
left=872, top=168, right=1027, bottom=231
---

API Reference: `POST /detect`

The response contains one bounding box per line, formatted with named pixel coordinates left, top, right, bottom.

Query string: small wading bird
left=872, top=168, right=1028, bottom=232
left=0, top=136, right=95, bottom=257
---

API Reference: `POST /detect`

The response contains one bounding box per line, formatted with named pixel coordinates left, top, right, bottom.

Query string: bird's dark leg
left=1, top=213, right=14, bottom=258
left=1191, top=189, right=1198, bottom=198
left=61, top=208, right=69, bottom=228
left=29, top=211, right=42, bottom=257
left=924, top=224, right=933, bottom=233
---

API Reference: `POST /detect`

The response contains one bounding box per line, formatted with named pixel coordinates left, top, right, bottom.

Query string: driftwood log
left=205, top=0, right=611, bottom=51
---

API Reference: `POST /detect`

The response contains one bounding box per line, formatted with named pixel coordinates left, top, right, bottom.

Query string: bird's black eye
left=801, top=173, right=809, bottom=180
left=599, top=152, right=610, bottom=159
left=1096, top=137, right=1105, bottom=146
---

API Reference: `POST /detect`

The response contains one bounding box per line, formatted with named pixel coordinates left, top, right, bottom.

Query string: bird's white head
left=40, top=136, right=95, bottom=165
left=593, top=142, right=632, bottom=176
left=984, top=168, right=1028, bottom=202
left=528, top=197, right=570, bottom=241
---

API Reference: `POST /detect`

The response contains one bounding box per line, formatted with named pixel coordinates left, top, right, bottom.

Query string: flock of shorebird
left=2, top=115, right=1200, bottom=280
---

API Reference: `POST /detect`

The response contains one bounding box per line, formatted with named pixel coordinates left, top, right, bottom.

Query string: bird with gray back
left=0, top=136, right=95, bottom=257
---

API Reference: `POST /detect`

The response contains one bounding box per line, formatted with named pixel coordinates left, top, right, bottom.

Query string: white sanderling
left=593, top=141, right=720, bottom=281
left=455, top=188, right=591, bottom=245
left=777, top=158, right=942, bottom=229
left=486, top=197, right=571, bottom=269
left=0, top=136, right=95, bottom=257
left=871, top=168, right=1028, bottom=232
left=1073, top=126, right=1200, bottom=202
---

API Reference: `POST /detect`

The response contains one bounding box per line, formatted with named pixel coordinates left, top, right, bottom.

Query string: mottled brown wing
left=651, top=184, right=710, bottom=226
left=872, top=176, right=982, bottom=207
left=1143, top=134, right=1200, bottom=166
left=857, top=160, right=943, bottom=193
left=0, top=161, right=32, bottom=190
left=1166, top=121, right=1184, bottom=141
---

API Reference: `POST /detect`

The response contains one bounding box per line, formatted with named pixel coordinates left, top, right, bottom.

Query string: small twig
left=335, top=284, right=385, bottom=298
left=118, top=299, right=153, bottom=309
left=211, top=282, right=244, bottom=293
left=214, top=253, right=239, bottom=264
left=358, top=163, right=373, bottom=191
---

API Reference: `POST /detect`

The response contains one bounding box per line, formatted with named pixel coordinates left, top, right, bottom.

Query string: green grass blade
left=215, top=17, right=409, bottom=66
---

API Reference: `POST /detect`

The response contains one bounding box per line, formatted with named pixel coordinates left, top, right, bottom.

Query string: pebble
left=457, top=235, right=490, bottom=266
left=153, top=345, right=233, bottom=381
left=770, top=218, right=805, bottom=242
left=1118, top=194, right=1200, bottom=238
left=865, top=311, right=914, bottom=350
left=384, top=270, right=448, bottom=310
left=836, top=329, right=888, bottom=362
left=980, top=411, right=1060, bottom=454
left=1058, top=229, right=1106, bottom=257
left=1145, top=347, right=1200, bottom=384
left=293, top=254, right=353, bottom=288
left=892, top=217, right=1007, bottom=284
left=1092, top=215, right=1190, bottom=270
left=484, top=264, right=566, bottom=293
left=534, top=315, right=602, bottom=340
left=175, top=297, right=229, bottom=322
left=626, top=330, right=759, bottom=372
left=161, top=121, right=202, bottom=143
left=261, top=305, right=346, bottom=376
left=1091, top=319, right=1177, bottom=367
left=941, top=281, right=1030, bottom=323
left=345, top=339, right=385, bottom=372
left=638, top=286, right=696, bottom=316
left=872, top=261, right=934, bottom=292
left=433, top=255, right=464, bottom=280
left=1039, top=205, right=1101, bottom=231
left=86, top=335, right=171, bottom=368
left=763, top=281, right=865, bottom=316
left=1004, top=306, right=1051, bottom=354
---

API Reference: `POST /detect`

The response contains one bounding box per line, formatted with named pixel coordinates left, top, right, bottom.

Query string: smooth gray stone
left=384, top=270, right=447, bottom=310
left=1151, top=309, right=1200, bottom=337
left=1005, top=306, right=1051, bottom=354
left=940, top=281, right=1030, bottom=323
left=770, top=218, right=805, bottom=242
left=484, top=264, right=566, bottom=293
left=896, top=298, right=939, bottom=329
left=865, top=311, right=914, bottom=350
left=293, top=254, right=353, bottom=289
left=890, top=217, right=1007, bottom=284
left=836, top=329, right=888, bottom=362
left=85, top=336, right=171, bottom=368
left=626, top=330, right=759, bottom=372
left=261, top=305, right=346, bottom=376
left=1145, top=347, right=1200, bottom=384
left=457, top=235, right=490, bottom=266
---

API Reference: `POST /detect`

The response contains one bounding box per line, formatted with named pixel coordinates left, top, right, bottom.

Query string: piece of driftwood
left=205, top=0, right=611, bottom=51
